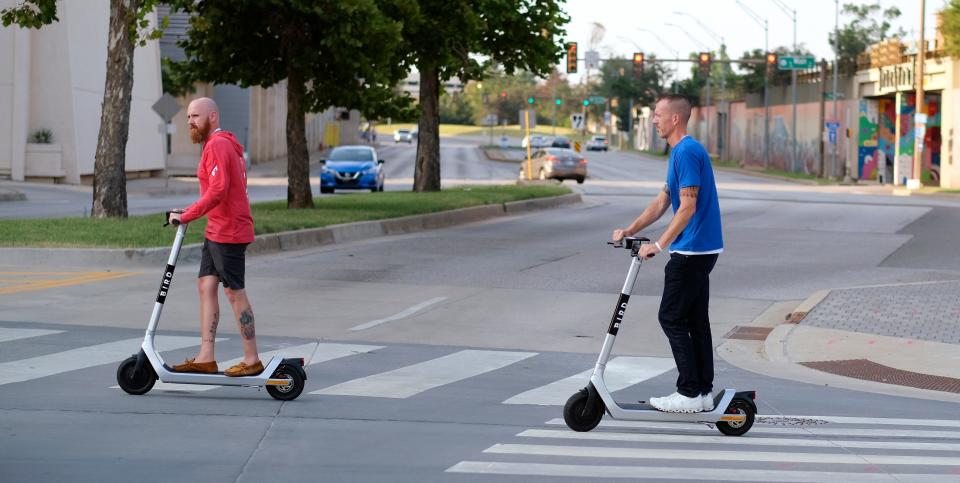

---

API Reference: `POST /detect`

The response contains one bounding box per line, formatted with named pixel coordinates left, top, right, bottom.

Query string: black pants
left=658, top=253, right=719, bottom=398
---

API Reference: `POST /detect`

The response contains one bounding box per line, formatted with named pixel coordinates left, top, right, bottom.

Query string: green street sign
left=589, top=96, right=606, bottom=105
left=777, top=55, right=816, bottom=70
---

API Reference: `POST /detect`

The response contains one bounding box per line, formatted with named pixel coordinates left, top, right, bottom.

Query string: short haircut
left=657, top=94, right=692, bottom=124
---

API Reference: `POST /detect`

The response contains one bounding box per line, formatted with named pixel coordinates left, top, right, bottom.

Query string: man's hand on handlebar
left=638, top=243, right=661, bottom=259
left=612, top=228, right=630, bottom=243
left=167, top=210, right=184, bottom=227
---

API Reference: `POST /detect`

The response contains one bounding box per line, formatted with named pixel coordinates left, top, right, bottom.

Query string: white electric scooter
left=116, top=212, right=306, bottom=401
left=563, top=236, right=757, bottom=436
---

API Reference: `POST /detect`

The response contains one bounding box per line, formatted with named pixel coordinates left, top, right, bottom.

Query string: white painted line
left=543, top=419, right=960, bottom=440
left=349, top=297, right=447, bottom=331
left=0, top=327, right=64, bottom=343
left=311, top=349, right=536, bottom=398
left=0, top=336, right=199, bottom=386
left=503, top=356, right=675, bottom=405
left=303, top=342, right=383, bottom=365
left=484, top=443, right=960, bottom=466
left=446, top=461, right=960, bottom=482
left=517, top=429, right=960, bottom=452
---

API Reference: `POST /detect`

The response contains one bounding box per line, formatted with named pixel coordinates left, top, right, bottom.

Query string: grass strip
left=1, top=185, right=570, bottom=249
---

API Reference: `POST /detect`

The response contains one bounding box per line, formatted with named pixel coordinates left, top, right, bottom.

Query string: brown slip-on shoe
left=172, top=358, right=218, bottom=374
left=224, top=360, right=264, bottom=377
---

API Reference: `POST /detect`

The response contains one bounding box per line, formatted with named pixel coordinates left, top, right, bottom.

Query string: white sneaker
left=701, top=392, right=714, bottom=411
left=649, top=392, right=703, bottom=413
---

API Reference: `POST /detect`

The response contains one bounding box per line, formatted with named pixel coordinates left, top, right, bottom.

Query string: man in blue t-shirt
left=612, top=94, right=723, bottom=413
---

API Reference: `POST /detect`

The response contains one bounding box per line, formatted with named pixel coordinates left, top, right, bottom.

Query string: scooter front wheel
left=716, top=397, right=755, bottom=436
left=116, top=356, right=156, bottom=395
left=266, top=364, right=305, bottom=401
left=563, top=387, right=605, bottom=432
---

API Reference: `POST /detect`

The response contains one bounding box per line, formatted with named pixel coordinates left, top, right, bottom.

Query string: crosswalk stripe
left=771, top=415, right=960, bottom=429
left=137, top=342, right=383, bottom=392
left=544, top=419, right=960, bottom=439
left=517, top=429, right=960, bottom=452
left=503, top=356, right=675, bottom=406
left=0, top=336, right=199, bottom=386
left=447, top=461, right=960, bottom=482
left=484, top=443, right=960, bottom=466
left=311, top=349, right=537, bottom=398
left=0, top=327, right=64, bottom=343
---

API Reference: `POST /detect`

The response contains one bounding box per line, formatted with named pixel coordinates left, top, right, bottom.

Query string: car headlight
left=321, top=166, right=331, bottom=174
left=365, top=167, right=379, bottom=175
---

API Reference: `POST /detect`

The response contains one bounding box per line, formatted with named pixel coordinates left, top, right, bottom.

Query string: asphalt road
left=2, top=139, right=960, bottom=482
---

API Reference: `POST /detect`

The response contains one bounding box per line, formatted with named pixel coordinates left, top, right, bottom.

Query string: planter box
left=25, top=143, right=65, bottom=177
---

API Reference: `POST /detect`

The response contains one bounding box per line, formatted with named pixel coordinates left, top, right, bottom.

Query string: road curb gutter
left=0, top=193, right=581, bottom=268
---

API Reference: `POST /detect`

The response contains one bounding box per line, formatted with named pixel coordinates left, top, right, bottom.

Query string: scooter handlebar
left=608, top=236, right=650, bottom=250
left=164, top=210, right=184, bottom=227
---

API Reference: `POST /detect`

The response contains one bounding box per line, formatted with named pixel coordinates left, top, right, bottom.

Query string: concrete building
left=0, top=0, right=166, bottom=184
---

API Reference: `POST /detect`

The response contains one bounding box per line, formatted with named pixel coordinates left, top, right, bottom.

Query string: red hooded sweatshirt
left=180, top=130, right=255, bottom=244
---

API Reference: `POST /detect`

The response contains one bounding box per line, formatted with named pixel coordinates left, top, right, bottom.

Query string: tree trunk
left=285, top=68, right=314, bottom=208
left=413, top=64, right=441, bottom=192
left=92, top=0, right=138, bottom=218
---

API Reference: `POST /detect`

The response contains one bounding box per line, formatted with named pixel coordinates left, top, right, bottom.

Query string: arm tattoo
left=662, top=184, right=670, bottom=196
left=680, top=186, right=699, bottom=199
left=239, top=309, right=256, bottom=340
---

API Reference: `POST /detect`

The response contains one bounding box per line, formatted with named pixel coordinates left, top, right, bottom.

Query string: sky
left=560, top=0, right=941, bottom=82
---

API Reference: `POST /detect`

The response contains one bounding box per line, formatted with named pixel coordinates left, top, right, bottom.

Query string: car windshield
left=546, top=148, right=576, bottom=157
left=329, top=148, right=374, bottom=161
left=397, top=129, right=410, bottom=134
left=592, top=137, right=605, bottom=141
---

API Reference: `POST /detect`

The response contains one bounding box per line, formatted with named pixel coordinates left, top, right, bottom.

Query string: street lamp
left=736, top=0, right=770, bottom=169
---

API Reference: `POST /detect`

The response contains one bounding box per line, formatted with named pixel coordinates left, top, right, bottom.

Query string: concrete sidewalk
left=719, top=280, right=960, bottom=403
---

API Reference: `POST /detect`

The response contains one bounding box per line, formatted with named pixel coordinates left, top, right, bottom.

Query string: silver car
left=517, top=147, right=587, bottom=184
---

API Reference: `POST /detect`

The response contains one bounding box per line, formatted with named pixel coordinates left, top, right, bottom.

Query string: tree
left=167, top=0, right=412, bottom=208
left=736, top=45, right=814, bottom=93
left=396, top=0, right=568, bottom=192
left=829, top=2, right=905, bottom=74
left=2, top=0, right=165, bottom=218
left=438, top=91, right=475, bottom=125
left=942, top=1, right=960, bottom=58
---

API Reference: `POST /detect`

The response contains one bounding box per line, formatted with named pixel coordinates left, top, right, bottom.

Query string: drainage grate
left=800, top=359, right=960, bottom=394
left=723, top=325, right=773, bottom=341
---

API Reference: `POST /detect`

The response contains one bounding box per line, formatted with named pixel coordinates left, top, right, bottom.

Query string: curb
left=0, top=193, right=581, bottom=267
left=481, top=148, right=526, bottom=164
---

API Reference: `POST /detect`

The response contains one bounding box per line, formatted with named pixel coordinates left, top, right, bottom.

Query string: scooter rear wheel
left=563, top=388, right=605, bottom=432
left=266, top=364, right=305, bottom=401
left=116, top=356, right=156, bottom=395
left=717, top=397, right=755, bottom=436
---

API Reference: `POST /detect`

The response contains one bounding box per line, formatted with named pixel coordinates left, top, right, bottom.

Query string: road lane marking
left=0, top=336, right=198, bottom=386
left=517, top=429, right=960, bottom=452
left=350, top=297, right=447, bottom=331
left=311, top=349, right=536, bottom=398
left=543, top=419, right=960, bottom=439
left=503, top=356, right=675, bottom=405
left=0, top=328, right=64, bottom=343
left=484, top=443, right=960, bottom=466
left=446, top=462, right=960, bottom=482
left=0, top=271, right=139, bottom=295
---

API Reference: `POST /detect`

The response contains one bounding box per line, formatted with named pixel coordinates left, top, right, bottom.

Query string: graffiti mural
left=857, top=99, right=879, bottom=179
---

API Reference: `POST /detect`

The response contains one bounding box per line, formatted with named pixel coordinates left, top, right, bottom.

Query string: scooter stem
left=145, top=223, right=188, bottom=338
left=595, top=255, right=643, bottom=369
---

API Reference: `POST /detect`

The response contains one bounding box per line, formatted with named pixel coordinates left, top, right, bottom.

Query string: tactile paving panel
left=800, top=358, right=960, bottom=394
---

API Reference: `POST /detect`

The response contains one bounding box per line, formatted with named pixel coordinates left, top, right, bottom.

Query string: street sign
left=570, top=113, right=584, bottom=130
left=481, top=114, right=498, bottom=126
left=825, top=121, right=840, bottom=129
left=574, top=141, right=582, bottom=153
left=603, top=111, right=611, bottom=124
left=519, top=109, right=536, bottom=130
left=585, top=50, right=600, bottom=70
left=588, top=96, right=606, bottom=105
left=826, top=121, right=839, bottom=145
left=823, top=92, right=845, bottom=100
left=151, top=93, right=181, bottom=122
left=777, top=55, right=816, bottom=70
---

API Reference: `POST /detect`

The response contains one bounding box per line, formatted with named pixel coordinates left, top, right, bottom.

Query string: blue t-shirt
left=665, top=136, right=723, bottom=254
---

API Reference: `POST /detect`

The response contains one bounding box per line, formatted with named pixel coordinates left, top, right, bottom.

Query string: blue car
left=319, top=145, right=385, bottom=193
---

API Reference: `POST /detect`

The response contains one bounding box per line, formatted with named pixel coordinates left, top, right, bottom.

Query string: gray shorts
left=198, top=239, right=248, bottom=289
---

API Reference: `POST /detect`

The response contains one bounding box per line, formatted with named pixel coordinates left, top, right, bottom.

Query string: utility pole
left=832, top=0, right=840, bottom=179
left=771, top=0, right=798, bottom=173
left=912, top=0, right=927, bottom=189
left=737, top=0, right=770, bottom=168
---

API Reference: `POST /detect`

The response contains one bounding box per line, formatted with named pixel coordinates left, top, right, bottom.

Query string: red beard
left=190, top=124, right=211, bottom=144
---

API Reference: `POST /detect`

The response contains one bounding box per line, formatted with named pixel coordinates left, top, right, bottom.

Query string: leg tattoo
left=204, top=310, right=219, bottom=342
left=239, top=309, right=256, bottom=340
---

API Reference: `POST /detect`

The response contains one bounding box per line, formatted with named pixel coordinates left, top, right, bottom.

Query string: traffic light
left=698, top=52, right=711, bottom=78
left=766, top=52, right=778, bottom=76
left=632, top=52, right=644, bottom=78
left=500, top=91, right=507, bottom=99
left=527, top=97, right=535, bottom=104
left=583, top=99, right=590, bottom=106
left=555, top=98, right=562, bottom=105
left=566, top=42, right=578, bottom=74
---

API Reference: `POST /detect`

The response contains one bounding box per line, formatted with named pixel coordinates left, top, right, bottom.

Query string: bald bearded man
left=168, top=97, right=262, bottom=377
